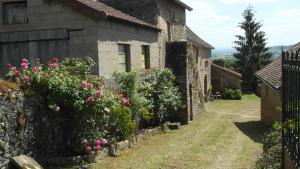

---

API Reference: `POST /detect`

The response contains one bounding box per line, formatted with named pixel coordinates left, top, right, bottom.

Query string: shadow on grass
left=234, top=121, right=270, bottom=143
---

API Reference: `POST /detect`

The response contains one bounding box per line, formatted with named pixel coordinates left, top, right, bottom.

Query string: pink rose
left=82, top=139, right=88, bottom=145
left=52, top=58, right=59, bottom=63
left=87, top=83, right=93, bottom=88
left=35, top=58, right=40, bottom=63
left=21, top=62, right=28, bottom=69
left=55, top=106, right=60, bottom=112
left=101, top=139, right=108, bottom=145
left=22, top=59, right=29, bottom=63
left=81, top=82, right=88, bottom=88
left=96, top=89, right=102, bottom=97
left=50, top=63, right=58, bottom=69
left=15, top=70, right=21, bottom=76
left=32, top=67, right=38, bottom=72
left=121, top=97, right=129, bottom=106
left=86, top=96, right=94, bottom=104
left=94, top=145, right=101, bottom=151
left=95, top=140, right=101, bottom=146
left=24, top=75, right=30, bottom=81
left=85, top=146, right=92, bottom=153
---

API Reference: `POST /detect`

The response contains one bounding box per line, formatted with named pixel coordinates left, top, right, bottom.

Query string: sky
left=181, top=0, right=300, bottom=49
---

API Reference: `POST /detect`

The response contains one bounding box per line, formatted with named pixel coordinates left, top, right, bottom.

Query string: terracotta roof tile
left=256, top=58, right=282, bottom=90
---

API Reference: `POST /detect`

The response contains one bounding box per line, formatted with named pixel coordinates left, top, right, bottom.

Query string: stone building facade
left=187, top=27, right=214, bottom=98
left=0, top=0, right=160, bottom=76
left=256, top=58, right=282, bottom=125
left=211, top=63, right=242, bottom=92
left=99, top=0, right=192, bottom=68
left=166, top=42, right=205, bottom=124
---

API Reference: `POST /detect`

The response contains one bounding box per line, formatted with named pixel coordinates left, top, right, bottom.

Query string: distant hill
left=212, top=45, right=292, bottom=60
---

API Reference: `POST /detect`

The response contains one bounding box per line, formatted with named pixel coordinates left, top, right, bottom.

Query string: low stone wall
left=0, top=91, right=76, bottom=168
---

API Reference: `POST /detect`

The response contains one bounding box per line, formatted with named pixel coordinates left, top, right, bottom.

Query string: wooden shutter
left=3, top=2, right=28, bottom=25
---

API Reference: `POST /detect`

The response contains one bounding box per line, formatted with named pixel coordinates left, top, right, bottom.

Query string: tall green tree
left=234, top=6, right=272, bottom=92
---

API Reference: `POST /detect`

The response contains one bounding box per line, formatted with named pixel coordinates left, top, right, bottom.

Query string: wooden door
left=0, top=29, right=69, bottom=77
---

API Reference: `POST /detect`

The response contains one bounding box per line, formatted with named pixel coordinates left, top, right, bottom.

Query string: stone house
left=211, top=63, right=242, bottom=93
left=0, top=0, right=161, bottom=76
left=256, top=58, right=282, bottom=125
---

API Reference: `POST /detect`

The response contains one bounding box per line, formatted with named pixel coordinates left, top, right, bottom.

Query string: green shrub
left=141, top=69, right=183, bottom=125
left=255, top=122, right=282, bottom=169
left=113, top=71, right=153, bottom=122
left=222, top=88, right=242, bottom=100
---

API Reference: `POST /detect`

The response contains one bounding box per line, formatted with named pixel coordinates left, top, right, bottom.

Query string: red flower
left=96, top=89, right=102, bottom=97
left=21, top=62, right=28, bottom=69
left=24, top=75, right=30, bottom=81
left=52, top=58, right=59, bottom=63
left=15, top=70, right=21, bottom=76
left=32, top=67, right=38, bottom=72
left=50, top=63, right=58, bottom=69
left=86, top=96, right=94, bottom=104
left=120, top=97, right=129, bottom=106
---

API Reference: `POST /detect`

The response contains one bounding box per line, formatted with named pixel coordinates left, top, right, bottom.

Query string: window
left=141, top=45, right=150, bottom=69
left=2, top=2, right=28, bottom=25
left=205, top=61, right=209, bottom=67
left=118, top=44, right=130, bottom=72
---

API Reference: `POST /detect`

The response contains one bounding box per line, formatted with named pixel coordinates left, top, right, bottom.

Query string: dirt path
left=91, top=95, right=268, bottom=169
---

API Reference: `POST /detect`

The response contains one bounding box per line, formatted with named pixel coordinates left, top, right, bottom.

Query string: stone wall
left=197, top=47, right=212, bottom=97
left=166, top=41, right=205, bottom=124
left=0, top=91, right=75, bottom=168
left=260, top=81, right=282, bottom=125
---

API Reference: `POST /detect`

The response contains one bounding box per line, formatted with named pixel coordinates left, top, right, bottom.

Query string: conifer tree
left=234, top=6, right=272, bottom=92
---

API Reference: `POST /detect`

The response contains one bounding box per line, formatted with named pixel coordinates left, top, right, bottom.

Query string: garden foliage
left=256, top=122, right=282, bottom=169
left=222, top=88, right=242, bottom=100
left=113, top=69, right=183, bottom=127
left=4, top=58, right=182, bottom=155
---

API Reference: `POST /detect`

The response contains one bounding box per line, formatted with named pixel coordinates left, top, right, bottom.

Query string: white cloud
left=181, top=0, right=236, bottom=48
left=277, top=8, right=300, bottom=18
left=220, top=0, right=277, bottom=4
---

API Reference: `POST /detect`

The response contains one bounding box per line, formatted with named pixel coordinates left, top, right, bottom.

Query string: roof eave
left=173, top=0, right=193, bottom=11
left=108, top=16, right=161, bottom=31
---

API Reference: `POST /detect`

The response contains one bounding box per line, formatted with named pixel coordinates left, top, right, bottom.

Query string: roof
left=256, top=58, right=282, bottom=91
left=289, top=42, right=300, bottom=52
left=172, top=0, right=193, bottom=11
left=186, top=27, right=214, bottom=49
left=212, top=63, right=242, bottom=79
left=58, top=0, right=160, bottom=31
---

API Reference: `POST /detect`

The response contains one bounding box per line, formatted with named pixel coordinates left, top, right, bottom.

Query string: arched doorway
left=204, top=75, right=208, bottom=97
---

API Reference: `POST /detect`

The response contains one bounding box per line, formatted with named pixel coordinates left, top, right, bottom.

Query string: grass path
left=91, top=95, right=269, bottom=169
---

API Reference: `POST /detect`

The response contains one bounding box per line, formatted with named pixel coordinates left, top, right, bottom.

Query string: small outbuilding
left=211, top=63, right=242, bottom=93
left=256, top=58, right=282, bottom=125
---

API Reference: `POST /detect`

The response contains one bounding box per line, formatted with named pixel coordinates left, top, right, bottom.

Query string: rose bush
left=6, top=57, right=134, bottom=154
